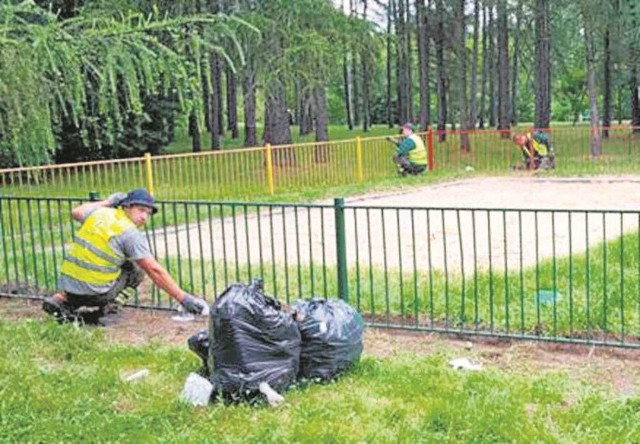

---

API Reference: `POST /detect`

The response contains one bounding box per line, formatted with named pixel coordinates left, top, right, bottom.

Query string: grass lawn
left=1, top=313, right=638, bottom=443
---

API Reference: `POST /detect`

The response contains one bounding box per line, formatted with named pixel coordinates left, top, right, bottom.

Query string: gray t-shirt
left=59, top=208, right=153, bottom=295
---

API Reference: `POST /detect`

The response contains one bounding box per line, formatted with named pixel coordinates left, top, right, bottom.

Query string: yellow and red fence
left=2, top=126, right=640, bottom=200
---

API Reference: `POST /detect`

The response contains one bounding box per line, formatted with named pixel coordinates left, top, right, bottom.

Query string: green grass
left=1, top=317, right=638, bottom=442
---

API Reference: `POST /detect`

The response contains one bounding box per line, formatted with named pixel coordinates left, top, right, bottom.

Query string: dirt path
left=2, top=297, right=639, bottom=398
left=152, top=176, right=640, bottom=274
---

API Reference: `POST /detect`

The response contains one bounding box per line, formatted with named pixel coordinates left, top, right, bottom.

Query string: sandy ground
left=152, top=176, right=640, bottom=274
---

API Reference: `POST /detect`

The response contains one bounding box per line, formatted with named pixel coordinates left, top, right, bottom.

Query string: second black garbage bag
left=293, top=298, right=364, bottom=381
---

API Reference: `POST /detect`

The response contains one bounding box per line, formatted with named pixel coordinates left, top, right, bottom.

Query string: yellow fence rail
left=2, top=126, right=640, bottom=200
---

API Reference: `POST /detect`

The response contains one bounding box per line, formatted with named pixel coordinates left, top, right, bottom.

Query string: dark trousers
left=393, top=154, right=427, bottom=175
left=65, top=261, right=145, bottom=309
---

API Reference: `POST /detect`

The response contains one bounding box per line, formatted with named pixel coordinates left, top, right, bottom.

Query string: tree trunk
left=242, top=64, right=257, bottom=147
left=298, top=91, right=313, bottom=136
left=226, top=66, right=239, bottom=140
left=534, top=0, right=551, bottom=129
left=585, top=27, right=602, bottom=156
left=386, top=0, right=394, bottom=127
left=510, top=1, right=522, bottom=126
left=435, top=0, right=447, bottom=141
left=343, top=54, right=354, bottom=130
left=395, top=0, right=409, bottom=123
left=417, top=0, right=431, bottom=131
left=362, top=0, right=371, bottom=131
left=488, top=5, right=496, bottom=128
left=632, top=0, right=640, bottom=133
left=478, top=4, right=488, bottom=129
left=405, top=0, right=414, bottom=123
left=188, top=112, right=201, bottom=153
left=263, top=83, right=294, bottom=165
left=469, top=0, right=480, bottom=129
left=455, top=0, right=470, bottom=151
left=209, top=53, right=223, bottom=150
left=313, top=85, right=329, bottom=163
left=352, top=52, right=361, bottom=127
left=496, top=0, right=511, bottom=137
left=602, top=29, right=611, bottom=138
left=632, top=69, right=640, bottom=131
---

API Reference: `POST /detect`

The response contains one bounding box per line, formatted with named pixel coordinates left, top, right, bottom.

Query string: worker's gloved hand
left=385, top=136, right=398, bottom=146
left=107, top=192, right=128, bottom=207
left=181, top=294, right=209, bottom=315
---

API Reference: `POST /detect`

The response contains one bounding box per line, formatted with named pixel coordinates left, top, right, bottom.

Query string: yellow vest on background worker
left=527, top=132, right=549, bottom=156
left=408, top=134, right=427, bottom=166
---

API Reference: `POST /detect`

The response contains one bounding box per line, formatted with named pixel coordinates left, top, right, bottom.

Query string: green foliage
left=0, top=2, right=237, bottom=167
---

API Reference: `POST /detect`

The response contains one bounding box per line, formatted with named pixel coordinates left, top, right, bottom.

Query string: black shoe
left=42, top=297, right=78, bottom=323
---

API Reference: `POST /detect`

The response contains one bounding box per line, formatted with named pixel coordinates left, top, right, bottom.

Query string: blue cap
left=402, top=122, right=415, bottom=132
left=121, top=189, right=158, bottom=214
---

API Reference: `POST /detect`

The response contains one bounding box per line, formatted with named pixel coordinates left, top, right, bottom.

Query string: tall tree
left=582, top=0, right=602, bottom=156
left=534, top=0, right=552, bottom=128
left=488, top=4, right=497, bottom=127
left=469, top=0, right=480, bottom=129
left=435, top=0, right=448, bottom=141
left=511, top=0, right=522, bottom=125
left=361, top=0, right=371, bottom=131
left=386, top=0, right=395, bottom=127
left=396, top=0, right=411, bottom=123
left=417, top=0, right=431, bottom=131
left=0, top=2, right=227, bottom=166
left=496, top=0, right=510, bottom=135
left=455, top=0, right=470, bottom=151
left=478, top=3, right=488, bottom=129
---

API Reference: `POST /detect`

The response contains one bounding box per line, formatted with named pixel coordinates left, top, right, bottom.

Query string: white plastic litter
left=449, top=357, right=482, bottom=371
left=171, top=311, right=195, bottom=322
left=123, top=368, right=150, bottom=382
left=259, top=382, right=285, bottom=407
left=180, top=373, right=214, bottom=407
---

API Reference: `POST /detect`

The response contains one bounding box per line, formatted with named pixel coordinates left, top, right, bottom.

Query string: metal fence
left=2, top=126, right=640, bottom=200
left=1, top=194, right=639, bottom=348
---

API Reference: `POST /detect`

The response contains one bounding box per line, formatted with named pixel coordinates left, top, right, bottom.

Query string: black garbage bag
left=208, top=280, right=301, bottom=396
left=187, top=329, right=209, bottom=375
left=293, top=298, right=364, bottom=381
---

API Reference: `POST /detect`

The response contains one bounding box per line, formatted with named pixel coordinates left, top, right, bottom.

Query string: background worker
left=512, top=131, right=555, bottom=170
left=43, top=189, right=208, bottom=322
left=386, top=123, right=428, bottom=175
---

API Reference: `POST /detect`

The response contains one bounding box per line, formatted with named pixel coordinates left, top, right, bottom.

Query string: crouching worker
left=512, top=131, right=555, bottom=170
left=42, top=189, right=208, bottom=322
left=387, top=123, right=428, bottom=176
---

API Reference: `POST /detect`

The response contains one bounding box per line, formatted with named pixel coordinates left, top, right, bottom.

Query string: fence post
left=356, top=136, right=364, bottom=182
left=427, top=126, right=434, bottom=171
left=334, top=197, right=349, bottom=302
left=144, top=153, right=154, bottom=195
left=265, top=143, right=275, bottom=195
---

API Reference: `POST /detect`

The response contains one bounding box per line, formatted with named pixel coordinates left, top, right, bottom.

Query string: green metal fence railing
left=2, top=195, right=639, bottom=348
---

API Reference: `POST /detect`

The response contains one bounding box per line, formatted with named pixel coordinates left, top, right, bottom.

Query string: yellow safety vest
left=527, top=132, right=548, bottom=156
left=408, top=134, right=428, bottom=166
left=60, top=208, right=135, bottom=287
